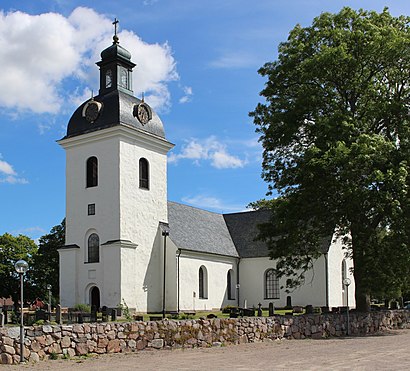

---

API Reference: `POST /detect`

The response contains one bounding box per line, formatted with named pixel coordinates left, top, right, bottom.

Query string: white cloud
left=0, top=154, right=28, bottom=184
left=0, top=158, right=16, bottom=175
left=179, top=85, right=193, bottom=104
left=119, top=31, right=178, bottom=111
left=182, top=195, right=244, bottom=213
left=0, top=7, right=178, bottom=115
left=168, top=136, right=246, bottom=169
left=209, top=52, right=258, bottom=69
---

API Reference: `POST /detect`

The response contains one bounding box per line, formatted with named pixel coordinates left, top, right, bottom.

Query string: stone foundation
left=0, top=310, right=409, bottom=364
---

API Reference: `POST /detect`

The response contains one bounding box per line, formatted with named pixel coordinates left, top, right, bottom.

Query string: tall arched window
left=86, top=157, right=98, bottom=188
left=139, top=158, right=149, bottom=189
left=265, top=269, right=279, bottom=299
left=88, top=233, right=99, bottom=263
left=227, top=269, right=235, bottom=300
left=199, top=266, right=208, bottom=299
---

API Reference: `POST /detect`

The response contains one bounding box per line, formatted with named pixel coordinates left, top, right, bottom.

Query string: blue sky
left=1, top=0, right=409, bottom=242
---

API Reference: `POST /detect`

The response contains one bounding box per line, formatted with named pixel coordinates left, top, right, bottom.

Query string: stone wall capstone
left=0, top=310, right=408, bottom=364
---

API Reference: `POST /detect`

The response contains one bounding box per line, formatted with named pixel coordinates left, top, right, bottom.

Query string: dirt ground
left=4, top=329, right=410, bottom=370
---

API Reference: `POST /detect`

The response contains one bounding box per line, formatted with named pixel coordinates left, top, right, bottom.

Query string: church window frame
left=199, top=266, right=208, bottom=299
left=264, top=268, right=279, bottom=299
left=86, top=156, right=98, bottom=188
left=88, top=203, right=95, bottom=215
left=139, top=158, right=149, bottom=190
left=227, top=269, right=235, bottom=300
left=105, top=69, right=112, bottom=88
left=87, top=233, right=100, bottom=263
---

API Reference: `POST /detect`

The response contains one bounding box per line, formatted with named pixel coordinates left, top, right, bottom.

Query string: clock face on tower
left=82, top=101, right=102, bottom=123
left=134, top=102, right=152, bottom=125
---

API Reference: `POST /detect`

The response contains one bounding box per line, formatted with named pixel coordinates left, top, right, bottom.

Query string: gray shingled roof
left=167, top=202, right=332, bottom=258
left=223, top=209, right=272, bottom=258
left=167, top=201, right=239, bottom=257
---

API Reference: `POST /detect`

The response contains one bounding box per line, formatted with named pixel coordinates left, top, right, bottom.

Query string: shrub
left=221, top=305, right=237, bottom=314
left=73, top=303, right=91, bottom=313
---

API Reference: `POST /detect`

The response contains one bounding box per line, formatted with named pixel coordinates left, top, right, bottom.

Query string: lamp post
left=15, top=259, right=28, bottom=363
left=46, top=284, right=52, bottom=321
left=343, top=277, right=351, bottom=336
left=162, top=230, right=169, bottom=319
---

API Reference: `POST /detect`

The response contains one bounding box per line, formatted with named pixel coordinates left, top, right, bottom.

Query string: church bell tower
left=58, top=26, right=174, bottom=312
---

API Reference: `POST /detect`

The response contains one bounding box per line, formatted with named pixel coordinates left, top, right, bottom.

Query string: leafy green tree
left=0, top=233, right=37, bottom=307
left=250, top=7, right=410, bottom=311
left=31, top=219, right=65, bottom=301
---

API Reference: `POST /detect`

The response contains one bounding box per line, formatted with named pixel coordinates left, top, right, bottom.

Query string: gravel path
left=5, top=329, right=410, bottom=370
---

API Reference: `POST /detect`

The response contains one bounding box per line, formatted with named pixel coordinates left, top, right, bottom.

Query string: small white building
left=58, top=34, right=355, bottom=313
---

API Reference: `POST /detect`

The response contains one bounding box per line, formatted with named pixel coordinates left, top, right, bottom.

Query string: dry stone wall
left=1, top=310, right=409, bottom=364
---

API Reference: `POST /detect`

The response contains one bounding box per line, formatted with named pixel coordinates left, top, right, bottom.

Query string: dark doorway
left=90, top=286, right=100, bottom=310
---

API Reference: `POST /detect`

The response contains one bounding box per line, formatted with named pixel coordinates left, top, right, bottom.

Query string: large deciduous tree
left=250, top=7, right=410, bottom=311
left=0, top=233, right=37, bottom=307
left=31, top=219, right=65, bottom=300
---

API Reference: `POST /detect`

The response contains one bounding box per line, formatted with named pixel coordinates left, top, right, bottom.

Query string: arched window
left=265, top=269, right=279, bottom=299
left=227, top=269, right=235, bottom=300
left=199, top=266, right=208, bottom=299
left=88, top=233, right=99, bottom=263
left=139, top=158, right=149, bottom=189
left=86, top=157, right=98, bottom=188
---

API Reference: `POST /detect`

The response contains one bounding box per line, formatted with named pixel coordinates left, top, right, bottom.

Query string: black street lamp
left=47, top=284, right=52, bottom=321
left=15, top=259, right=28, bottom=363
left=343, top=277, right=351, bottom=336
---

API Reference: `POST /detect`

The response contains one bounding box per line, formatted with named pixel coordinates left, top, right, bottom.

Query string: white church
left=58, top=32, right=355, bottom=314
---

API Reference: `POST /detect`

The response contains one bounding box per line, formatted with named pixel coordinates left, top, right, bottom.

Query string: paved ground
left=5, top=329, right=410, bottom=370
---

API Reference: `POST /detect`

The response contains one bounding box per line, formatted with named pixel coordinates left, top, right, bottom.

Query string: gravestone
left=101, top=306, right=108, bottom=322
left=91, top=305, right=97, bottom=322
left=257, top=303, right=262, bottom=317
left=268, top=302, right=275, bottom=316
left=111, top=308, right=117, bottom=321
left=305, top=305, right=314, bottom=314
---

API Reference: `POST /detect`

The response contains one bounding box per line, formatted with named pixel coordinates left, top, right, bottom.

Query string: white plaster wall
left=58, top=248, right=78, bottom=307
left=119, top=245, right=138, bottom=310
left=118, top=135, right=172, bottom=312
left=239, top=256, right=327, bottom=308
left=327, top=235, right=356, bottom=308
left=60, top=127, right=173, bottom=311
left=60, top=133, right=121, bottom=307
left=164, top=236, right=178, bottom=312
left=100, top=243, right=121, bottom=308
left=178, top=252, right=237, bottom=311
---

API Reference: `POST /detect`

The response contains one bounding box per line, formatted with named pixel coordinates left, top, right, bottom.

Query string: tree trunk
left=354, top=281, right=371, bottom=312
left=351, top=227, right=371, bottom=312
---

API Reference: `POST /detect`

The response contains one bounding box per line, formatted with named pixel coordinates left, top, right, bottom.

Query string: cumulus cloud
left=0, top=155, right=28, bottom=184
left=182, top=195, right=244, bottom=213
left=168, top=136, right=246, bottom=169
left=0, top=7, right=178, bottom=114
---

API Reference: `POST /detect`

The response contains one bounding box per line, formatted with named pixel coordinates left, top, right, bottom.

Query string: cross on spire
left=113, top=18, right=119, bottom=36
left=112, top=18, right=120, bottom=44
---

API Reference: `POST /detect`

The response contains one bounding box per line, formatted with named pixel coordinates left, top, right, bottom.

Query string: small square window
left=88, top=204, right=95, bottom=215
